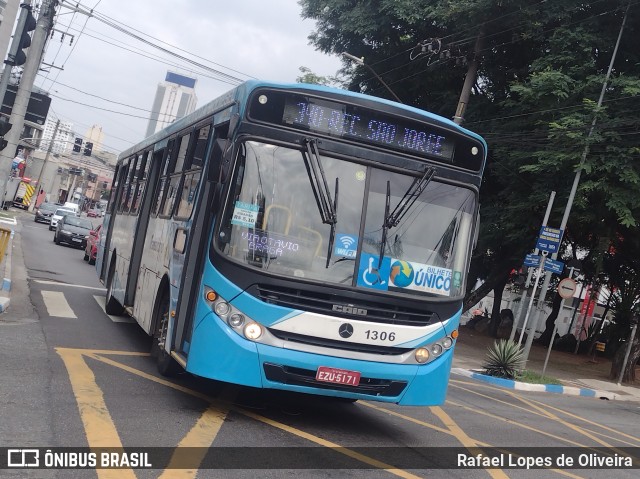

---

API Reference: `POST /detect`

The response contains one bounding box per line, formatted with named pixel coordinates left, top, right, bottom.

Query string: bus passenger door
left=171, top=126, right=227, bottom=360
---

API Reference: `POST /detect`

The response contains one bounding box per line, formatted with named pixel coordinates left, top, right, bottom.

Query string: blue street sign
left=523, top=253, right=541, bottom=268
left=535, top=226, right=564, bottom=253
left=543, top=258, right=565, bottom=274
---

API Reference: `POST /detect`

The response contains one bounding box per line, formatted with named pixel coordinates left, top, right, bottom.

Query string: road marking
left=41, top=290, right=77, bottom=318
left=239, top=408, right=423, bottom=479
left=34, top=279, right=106, bottom=291
left=363, top=401, right=584, bottom=479
left=93, top=295, right=135, bottom=323
left=430, top=406, right=509, bottom=479
left=58, top=347, right=421, bottom=478
left=57, top=348, right=229, bottom=478
left=159, top=404, right=228, bottom=478
left=57, top=348, right=135, bottom=479
left=522, top=397, right=640, bottom=445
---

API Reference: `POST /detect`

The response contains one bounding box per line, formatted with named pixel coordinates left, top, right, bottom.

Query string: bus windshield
left=217, top=140, right=476, bottom=298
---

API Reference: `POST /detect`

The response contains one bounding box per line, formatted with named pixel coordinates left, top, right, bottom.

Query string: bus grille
left=267, top=329, right=412, bottom=355
left=256, top=284, right=435, bottom=326
left=263, top=363, right=407, bottom=397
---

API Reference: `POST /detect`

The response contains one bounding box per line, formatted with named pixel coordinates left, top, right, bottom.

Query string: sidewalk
left=452, top=327, right=640, bottom=402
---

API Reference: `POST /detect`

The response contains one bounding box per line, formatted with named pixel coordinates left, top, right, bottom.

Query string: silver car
left=49, top=208, right=75, bottom=231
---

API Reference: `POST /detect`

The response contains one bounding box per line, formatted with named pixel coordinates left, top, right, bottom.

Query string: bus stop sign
left=536, top=226, right=563, bottom=253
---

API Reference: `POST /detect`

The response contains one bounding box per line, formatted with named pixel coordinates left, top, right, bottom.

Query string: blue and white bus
left=96, top=80, right=486, bottom=406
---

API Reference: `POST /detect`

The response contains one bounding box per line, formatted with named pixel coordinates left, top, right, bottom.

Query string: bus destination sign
left=246, top=89, right=490, bottom=169
left=282, top=97, right=455, bottom=161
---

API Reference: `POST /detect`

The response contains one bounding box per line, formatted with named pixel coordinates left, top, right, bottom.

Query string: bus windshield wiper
left=378, top=166, right=436, bottom=268
left=303, top=138, right=337, bottom=225
left=302, top=138, right=338, bottom=268
left=325, top=178, right=338, bottom=268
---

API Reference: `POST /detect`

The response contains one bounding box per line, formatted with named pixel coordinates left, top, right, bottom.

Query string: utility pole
left=453, top=30, right=484, bottom=125
left=521, top=2, right=631, bottom=363
left=28, top=119, right=59, bottom=211
left=0, top=0, right=58, bottom=206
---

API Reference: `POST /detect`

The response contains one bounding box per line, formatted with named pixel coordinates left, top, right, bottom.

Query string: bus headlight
left=214, top=301, right=231, bottom=317
left=415, top=348, right=430, bottom=363
left=430, top=344, right=443, bottom=356
left=244, top=322, right=263, bottom=340
left=204, top=287, right=263, bottom=341
left=415, top=335, right=456, bottom=364
left=229, top=313, right=245, bottom=328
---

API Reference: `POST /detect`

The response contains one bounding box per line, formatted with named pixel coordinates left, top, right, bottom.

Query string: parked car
left=54, top=215, right=93, bottom=249
left=49, top=208, right=76, bottom=231
left=34, top=202, right=58, bottom=224
left=84, top=224, right=102, bottom=265
left=87, top=209, right=101, bottom=218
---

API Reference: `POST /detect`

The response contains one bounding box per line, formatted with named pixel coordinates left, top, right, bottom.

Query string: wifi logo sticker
left=334, top=234, right=358, bottom=258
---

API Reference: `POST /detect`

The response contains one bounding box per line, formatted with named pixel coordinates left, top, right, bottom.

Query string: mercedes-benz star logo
left=338, top=323, right=354, bottom=338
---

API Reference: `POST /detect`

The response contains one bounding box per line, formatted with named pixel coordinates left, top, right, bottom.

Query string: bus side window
left=153, top=143, right=174, bottom=215
left=174, top=124, right=210, bottom=219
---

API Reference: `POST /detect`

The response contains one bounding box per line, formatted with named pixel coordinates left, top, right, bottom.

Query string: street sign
left=557, top=277, right=577, bottom=299
left=523, top=253, right=541, bottom=268
left=543, top=258, right=564, bottom=274
left=535, top=226, right=564, bottom=253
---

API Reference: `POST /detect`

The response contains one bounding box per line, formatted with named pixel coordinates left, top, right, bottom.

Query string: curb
left=451, top=368, right=620, bottom=401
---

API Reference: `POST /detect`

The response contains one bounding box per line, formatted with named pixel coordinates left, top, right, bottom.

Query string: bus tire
left=151, top=288, right=181, bottom=376
left=105, top=258, right=125, bottom=315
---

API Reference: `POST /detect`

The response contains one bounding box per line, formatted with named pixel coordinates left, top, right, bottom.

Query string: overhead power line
left=58, top=0, right=252, bottom=85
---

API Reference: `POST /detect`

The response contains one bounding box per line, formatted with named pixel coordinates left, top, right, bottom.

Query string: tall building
left=145, top=72, right=197, bottom=138
left=39, top=116, right=74, bottom=154
left=84, top=124, right=104, bottom=152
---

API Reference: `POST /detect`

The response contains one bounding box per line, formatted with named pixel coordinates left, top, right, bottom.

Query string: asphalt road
left=2, top=210, right=639, bottom=478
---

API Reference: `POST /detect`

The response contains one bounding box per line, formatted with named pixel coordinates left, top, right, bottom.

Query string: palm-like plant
left=483, top=340, right=525, bottom=379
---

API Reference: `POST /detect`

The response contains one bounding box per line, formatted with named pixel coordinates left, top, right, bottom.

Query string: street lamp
left=341, top=52, right=403, bottom=103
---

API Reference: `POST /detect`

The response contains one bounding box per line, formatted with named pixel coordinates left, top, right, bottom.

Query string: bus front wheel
left=151, top=289, right=181, bottom=376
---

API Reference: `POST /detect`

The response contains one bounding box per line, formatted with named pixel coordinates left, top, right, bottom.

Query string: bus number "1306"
left=365, top=330, right=396, bottom=341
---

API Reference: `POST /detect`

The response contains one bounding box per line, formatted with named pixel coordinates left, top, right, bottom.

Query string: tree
left=296, top=66, right=341, bottom=86
left=299, top=1, right=640, bottom=317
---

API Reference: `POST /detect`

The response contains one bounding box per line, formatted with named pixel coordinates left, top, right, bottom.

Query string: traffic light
left=0, top=116, right=11, bottom=151
left=0, top=116, right=12, bottom=136
left=83, top=142, right=93, bottom=156
left=7, top=6, right=36, bottom=66
left=73, top=137, right=82, bottom=153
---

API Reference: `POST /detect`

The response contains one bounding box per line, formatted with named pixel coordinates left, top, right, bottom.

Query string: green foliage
left=483, top=340, right=525, bottom=379
left=299, top=0, right=640, bottom=307
left=514, top=370, right=562, bottom=385
left=296, top=66, right=341, bottom=86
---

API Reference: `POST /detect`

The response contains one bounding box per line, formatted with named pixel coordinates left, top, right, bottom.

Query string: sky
left=35, top=0, right=343, bottom=154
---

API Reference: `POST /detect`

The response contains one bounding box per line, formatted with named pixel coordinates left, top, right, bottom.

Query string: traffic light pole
left=0, top=0, right=33, bottom=206
left=0, top=0, right=57, bottom=209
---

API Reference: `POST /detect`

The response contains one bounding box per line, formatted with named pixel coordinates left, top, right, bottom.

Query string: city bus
left=96, top=80, right=487, bottom=406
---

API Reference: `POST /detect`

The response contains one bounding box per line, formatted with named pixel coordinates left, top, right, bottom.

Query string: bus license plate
left=316, top=366, right=361, bottom=386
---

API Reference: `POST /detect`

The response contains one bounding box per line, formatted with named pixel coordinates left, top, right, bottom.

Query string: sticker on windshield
left=389, top=259, right=452, bottom=296
left=231, top=201, right=259, bottom=228
left=334, top=234, right=358, bottom=258
left=355, top=170, right=366, bottom=181
left=453, top=271, right=462, bottom=289
left=357, top=253, right=390, bottom=291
